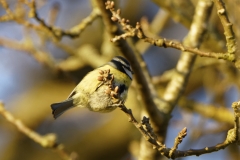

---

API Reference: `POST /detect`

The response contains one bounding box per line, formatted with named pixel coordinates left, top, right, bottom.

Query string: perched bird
left=51, top=56, right=133, bottom=119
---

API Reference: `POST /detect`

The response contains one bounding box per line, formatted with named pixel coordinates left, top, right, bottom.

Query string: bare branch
left=232, top=102, right=240, bottom=144
left=105, top=0, right=236, bottom=62
left=0, top=37, right=57, bottom=71
left=0, top=102, right=78, bottom=160
left=97, top=0, right=167, bottom=135
left=214, top=0, right=237, bottom=55
left=160, top=0, right=213, bottom=113
left=0, top=0, right=100, bottom=40
left=28, top=0, right=101, bottom=39
left=118, top=101, right=239, bottom=159
left=169, top=127, right=187, bottom=158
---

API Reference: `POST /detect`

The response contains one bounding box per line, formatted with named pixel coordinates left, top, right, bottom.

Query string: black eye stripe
left=123, top=65, right=131, bottom=72
left=111, top=60, right=130, bottom=70
left=113, top=56, right=130, bottom=67
left=108, top=56, right=133, bottom=79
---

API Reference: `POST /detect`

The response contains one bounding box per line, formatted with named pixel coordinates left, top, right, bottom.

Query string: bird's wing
left=67, top=86, right=77, bottom=99
left=67, top=69, right=103, bottom=99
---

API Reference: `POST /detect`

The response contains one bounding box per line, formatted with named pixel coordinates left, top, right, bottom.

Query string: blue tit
left=51, top=56, right=133, bottom=119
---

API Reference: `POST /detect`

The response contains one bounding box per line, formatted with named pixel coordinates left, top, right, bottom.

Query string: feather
left=51, top=98, right=74, bottom=119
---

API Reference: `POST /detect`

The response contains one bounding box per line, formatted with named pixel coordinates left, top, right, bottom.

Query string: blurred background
left=0, top=0, right=239, bottom=160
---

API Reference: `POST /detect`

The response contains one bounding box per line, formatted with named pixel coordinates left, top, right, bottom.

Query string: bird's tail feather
left=51, top=98, right=74, bottom=119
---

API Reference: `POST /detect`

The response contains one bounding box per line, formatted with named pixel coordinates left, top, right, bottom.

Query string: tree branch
left=97, top=0, right=167, bottom=134
left=118, top=100, right=239, bottom=159
left=105, top=0, right=236, bottom=62
left=0, top=102, right=78, bottom=160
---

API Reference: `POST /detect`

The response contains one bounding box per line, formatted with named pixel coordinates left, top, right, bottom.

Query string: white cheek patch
left=123, top=66, right=133, bottom=80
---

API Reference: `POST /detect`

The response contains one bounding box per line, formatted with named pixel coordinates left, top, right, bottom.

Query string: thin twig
left=0, top=37, right=57, bottom=71
left=28, top=0, right=101, bottom=39
left=145, top=38, right=235, bottom=61
left=232, top=102, right=240, bottom=144
left=214, top=0, right=237, bottom=55
left=0, top=0, right=100, bottom=40
left=160, top=0, right=213, bottom=113
left=169, top=127, right=187, bottom=158
left=135, top=9, right=170, bottom=54
left=105, top=0, right=235, bottom=62
left=213, top=0, right=240, bottom=69
left=118, top=101, right=239, bottom=159
left=0, top=102, right=78, bottom=160
left=97, top=0, right=167, bottom=132
left=47, top=2, right=60, bottom=26
left=118, top=105, right=164, bottom=148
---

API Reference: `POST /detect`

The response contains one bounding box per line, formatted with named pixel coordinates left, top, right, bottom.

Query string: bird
left=51, top=56, right=133, bottom=119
